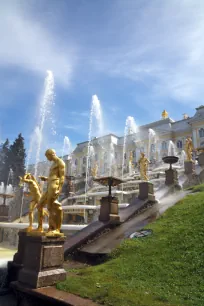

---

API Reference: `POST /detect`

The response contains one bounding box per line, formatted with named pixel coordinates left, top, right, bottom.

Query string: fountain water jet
left=61, top=136, right=71, bottom=159
left=122, top=116, right=137, bottom=199
left=148, top=128, right=156, bottom=161
left=168, top=140, right=176, bottom=156
left=85, top=95, right=103, bottom=220
left=34, top=70, right=55, bottom=178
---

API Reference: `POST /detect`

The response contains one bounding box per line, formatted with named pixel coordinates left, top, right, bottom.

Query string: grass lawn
left=57, top=186, right=204, bottom=306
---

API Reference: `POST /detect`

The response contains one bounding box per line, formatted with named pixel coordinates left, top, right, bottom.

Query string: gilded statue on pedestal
left=91, top=162, right=98, bottom=177
left=36, top=149, right=65, bottom=237
left=19, top=173, right=48, bottom=232
left=185, top=137, right=194, bottom=161
left=138, top=152, right=150, bottom=181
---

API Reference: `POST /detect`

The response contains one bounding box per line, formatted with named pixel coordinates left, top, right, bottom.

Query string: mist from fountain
left=85, top=95, right=103, bottom=211
left=34, top=70, right=55, bottom=178
left=168, top=140, right=176, bottom=156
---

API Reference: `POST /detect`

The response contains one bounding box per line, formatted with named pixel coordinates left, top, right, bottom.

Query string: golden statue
left=19, top=173, right=48, bottom=232
left=91, top=162, right=98, bottom=177
left=162, top=110, right=168, bottom=119
left=185, top=137, right=194, bottom=161
left=36, top=149, right=65, bottom=237
left=129, top=151, right=133, bottom=165
left=138, top=152, right=149, bottom=181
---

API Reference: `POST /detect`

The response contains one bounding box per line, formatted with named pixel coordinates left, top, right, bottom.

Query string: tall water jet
left=61, top=136, right=71, bottom=159
left=85, top=95, right=103, bottom=217
left=168, top=140, right=176, bottom=156
left=34, top=70, right=55, bottom=178
left=148, top=128, right=156, bottom=161
left=109, top=142, right=115, bottom=176
left=122, top=116, right=137, bottom=199
left=180, top=150, right=186, bottom=167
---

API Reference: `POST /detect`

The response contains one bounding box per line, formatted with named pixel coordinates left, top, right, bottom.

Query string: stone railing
left=0, top=223, right=87, bottom=248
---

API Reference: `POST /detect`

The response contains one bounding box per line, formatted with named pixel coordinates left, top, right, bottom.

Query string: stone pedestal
left=99, top=196, right=120, bottom=222
left=18, top=235, right=66, bottom=288
left=99, top=197, right=111, bottom=222
left=165, top=168, right=178, bottom=185
left=109, top=197, right=120, bottom=223
left=184, top=161, right=194, bottom=175
left=197, top=152, right=204, bottom=167
left=138, top=182, right=156, bottom=202
left=7, top=231, right=27, bottom=284
left=0, top=205, right=9, bottom=222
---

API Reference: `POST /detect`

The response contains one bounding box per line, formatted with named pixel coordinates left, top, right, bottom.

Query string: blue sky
left=1, top=0, right=204, bottom=160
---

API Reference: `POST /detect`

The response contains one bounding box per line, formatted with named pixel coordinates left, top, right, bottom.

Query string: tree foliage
left=9, top=133, right=26, bottom=186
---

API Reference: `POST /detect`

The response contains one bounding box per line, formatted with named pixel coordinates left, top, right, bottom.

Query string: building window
left=162, top=141, right=167, bottom=150
left=104, top=163, right=107, bottom=172
left=177, top=140, right=182, bottom=149
left=199, top=128, right=204, bottom=138
left=115, top=152, right=117, bottom=159
left=140, top=147, right=144, bottom=153
left=83, top=157, right=86, bottom=164
left=95, top=153, right=98, bottom=161
left=132, top=150, right=135, bottom=158
left=104, top=152, right=107, bottom=160
left=200, top=141, right=204, bottom=147
left=151, top=144, right=155, bottom=152
left=75, top=159, right=78, bottom=166
left=124, top=153, right=127, bottom=159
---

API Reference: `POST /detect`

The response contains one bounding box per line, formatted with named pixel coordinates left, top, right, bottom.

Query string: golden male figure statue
left=138, top=152, right=149, bottom=181
left=185, top=137, right=194, bottom=161
left=37, top=149, right=65, bottom=237
left=91, top=162, right=98, bottom=177
left=19, top=173, right=48, bottom=232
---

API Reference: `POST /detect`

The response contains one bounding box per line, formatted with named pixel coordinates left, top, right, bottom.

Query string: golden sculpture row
left=19, top=149, right=65, bottom=237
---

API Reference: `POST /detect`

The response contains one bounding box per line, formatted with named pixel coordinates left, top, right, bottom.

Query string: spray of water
left=168, top=140, right=176, bottom=156
left=34, top=70, right=55, bottom=177
left=122, top=116, right=137, bottom=199
left=148, top=128, right=156, bottom=160
left=84, top=95, right=103, bottom=218
left=61, top=136, right=71, bottom=159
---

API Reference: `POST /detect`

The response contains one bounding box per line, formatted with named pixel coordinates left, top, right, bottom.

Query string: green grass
left=57, top=189, right=204, bottom=306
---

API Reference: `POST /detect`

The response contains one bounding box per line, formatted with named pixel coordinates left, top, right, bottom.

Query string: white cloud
left=0, top=1, right=76, bottom=86
left=90, top=0, right=204, bottom=104
left=64, top=124, right=81, bottom=131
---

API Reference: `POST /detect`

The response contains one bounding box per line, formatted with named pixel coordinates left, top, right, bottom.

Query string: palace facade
left=67, top=106, right=204, bottom=177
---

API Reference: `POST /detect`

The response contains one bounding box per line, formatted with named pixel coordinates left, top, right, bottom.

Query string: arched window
left=75, top=159, right=78, bottom=166
left=151, top=144, right=155, bottom=152
left=177, top=140, right=182, bottom=149
left=162, top=141, right=167, bottom=150
left=83, top=157, right=86, bottom=164
left=199, top=128, right=204, bottom=138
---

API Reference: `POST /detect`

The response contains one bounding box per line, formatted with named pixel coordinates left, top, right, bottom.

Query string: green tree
left=10, top=134, right=26, bottom=186
left=0, top=139, right=11, bottom=186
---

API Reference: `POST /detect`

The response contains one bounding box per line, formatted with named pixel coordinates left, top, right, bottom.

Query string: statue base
left=138, top=181, right=156, bottom=202
left=18, top=235, right=66, bottom=288
left=165, top=168, right=179, bottom=186
left=99, top=196, right=120, bottom=223
left=197, top=152, right=204, bottom=167
left=184, top=161, right=194, bottom=175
